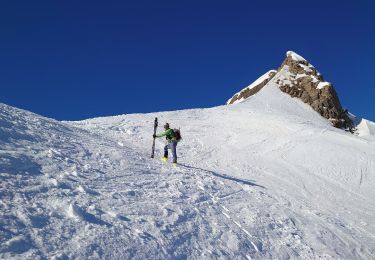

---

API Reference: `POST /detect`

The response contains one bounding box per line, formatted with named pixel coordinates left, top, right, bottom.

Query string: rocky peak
left=226, top=51, right=353, bottom=130
left=276, top=51, right=352, bottom=129
left=281, top=51, right=323, bottom=80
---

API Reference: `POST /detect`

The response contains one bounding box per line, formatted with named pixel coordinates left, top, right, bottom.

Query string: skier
left=153, top=123, right=178, bottom=164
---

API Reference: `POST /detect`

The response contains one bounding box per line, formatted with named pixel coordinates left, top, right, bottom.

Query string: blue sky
left=1, top=0, right=374, bottom=120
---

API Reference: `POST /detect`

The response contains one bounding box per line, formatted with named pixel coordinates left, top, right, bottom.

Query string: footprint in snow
left=66, top=203, right=111, bottom=227
left=75, top=185, right=100, bottom=195
left=106, top=211, right=131, bottom=222
left=3, top=235, right=33, bottom=254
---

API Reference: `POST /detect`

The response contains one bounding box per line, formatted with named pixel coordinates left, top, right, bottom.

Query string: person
left=153, top=123, right=178, bottom=163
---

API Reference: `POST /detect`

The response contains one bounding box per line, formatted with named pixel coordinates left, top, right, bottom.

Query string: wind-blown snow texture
left=1, top=83, right=375, bottom=259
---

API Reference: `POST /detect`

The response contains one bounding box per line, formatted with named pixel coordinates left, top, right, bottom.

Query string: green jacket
left=156, top=129, right=176, bottom=142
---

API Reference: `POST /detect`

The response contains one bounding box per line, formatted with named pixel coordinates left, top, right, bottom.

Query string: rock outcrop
left=276, top=51, right=352, bottom=129
left=227, top=51, right=353, bottom=129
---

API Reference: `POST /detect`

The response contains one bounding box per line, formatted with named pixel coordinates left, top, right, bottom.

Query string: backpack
left=173, top=128, right=182, bottom=142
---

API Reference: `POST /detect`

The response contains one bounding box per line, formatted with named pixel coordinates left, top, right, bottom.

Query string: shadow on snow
left=179, top=164, right=265, bottom=189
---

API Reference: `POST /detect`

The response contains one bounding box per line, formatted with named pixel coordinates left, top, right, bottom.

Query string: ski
left=150, top=117, right=158, bottom=158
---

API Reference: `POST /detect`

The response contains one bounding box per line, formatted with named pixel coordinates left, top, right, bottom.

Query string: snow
left=317, top=81, right=331, bottom=89
left=275, top=65, right=294, bottom=87
left=227, top=70, right=276, bottom=104
left=295, top=73, right=308, bottom=79
left=298, top=63, right=313, bottom=73
left=287, top=51, right=307, bottom=62
left=310, top=75, right=319, bottom=83
left=1, top=82, right=375, bottom=259
left=295, top=74, right=319, bottom=83
left=356, top=118, right=375, bottom=139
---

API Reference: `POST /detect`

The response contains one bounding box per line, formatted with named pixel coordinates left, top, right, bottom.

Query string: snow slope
left=1, top=82, right=375, bottom=259
left=357, top=119, right=375, bottom=137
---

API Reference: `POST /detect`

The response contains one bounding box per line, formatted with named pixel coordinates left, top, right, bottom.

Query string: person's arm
left=155, top=131, right=167, bottom=138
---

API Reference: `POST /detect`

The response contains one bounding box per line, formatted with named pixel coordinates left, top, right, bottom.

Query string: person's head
left=164, top=123, right=170, bottom=130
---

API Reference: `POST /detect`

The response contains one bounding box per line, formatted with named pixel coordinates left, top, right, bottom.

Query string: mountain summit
left=227, top=51, right=353, bottom=129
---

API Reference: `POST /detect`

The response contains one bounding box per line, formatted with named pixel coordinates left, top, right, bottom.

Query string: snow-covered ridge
left=226, top=70, right=277, bottom=104
left=233, top=70, right=276, bottom=95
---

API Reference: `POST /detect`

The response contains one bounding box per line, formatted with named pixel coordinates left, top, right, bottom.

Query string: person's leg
left=171, top=141, right=177, bottom=163
left=163, top=144, right=169, bottom=158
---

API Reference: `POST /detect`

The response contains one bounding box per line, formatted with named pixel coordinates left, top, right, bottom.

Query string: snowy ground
left=1, top=82, right=375, bottom=259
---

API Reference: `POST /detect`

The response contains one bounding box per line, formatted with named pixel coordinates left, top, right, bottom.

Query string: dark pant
left=164, top=141, right=177, bottom=163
